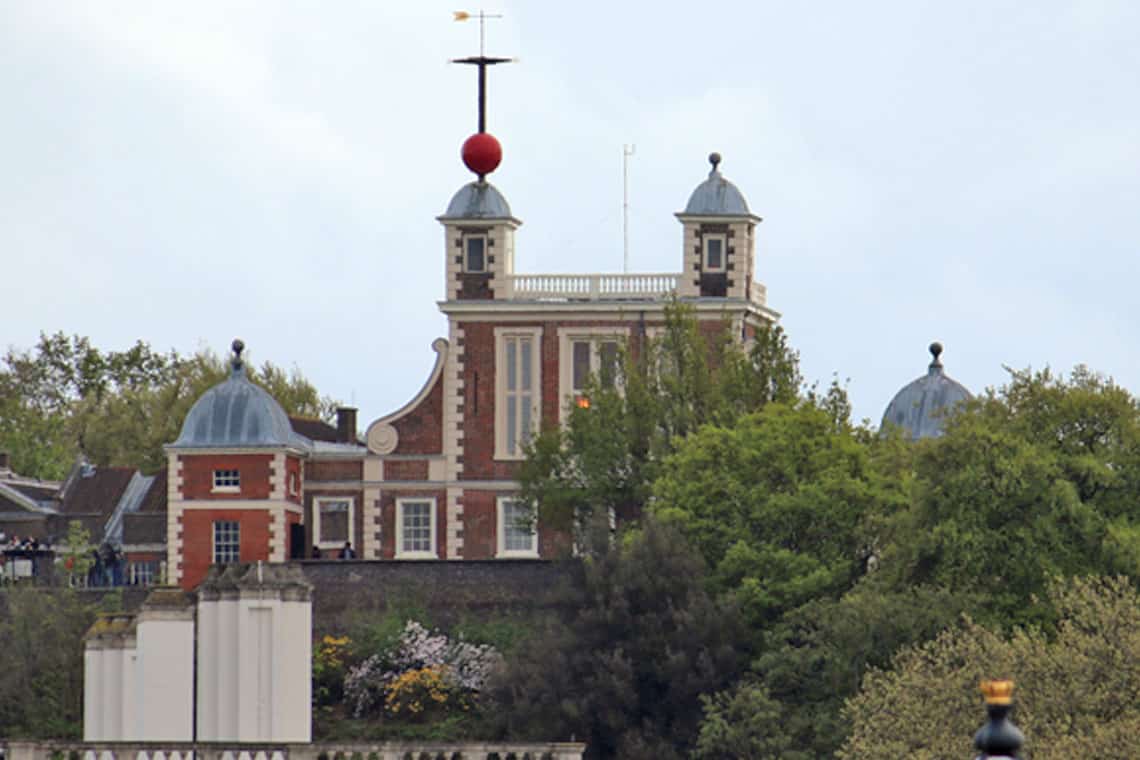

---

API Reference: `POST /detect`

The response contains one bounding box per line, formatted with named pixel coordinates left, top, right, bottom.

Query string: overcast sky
left=3, top=1, right=1138, bottom=427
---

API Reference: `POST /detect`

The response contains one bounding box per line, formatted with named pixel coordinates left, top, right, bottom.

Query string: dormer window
left=703, top=234, right=726, bottom=272
left=212, top=469, right=240, bottom=492
left=464, top=235, right=487, bottom=272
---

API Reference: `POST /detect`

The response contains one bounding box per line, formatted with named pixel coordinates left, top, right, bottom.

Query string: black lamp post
left=973, top=680, right=1024, bottom=759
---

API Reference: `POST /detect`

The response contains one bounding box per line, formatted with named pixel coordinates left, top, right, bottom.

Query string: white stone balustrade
left=507, top=273, right=680, bottom=301
left=505, top=273, right=767, bottom=308
left=1, top=743, right=586, bottom=760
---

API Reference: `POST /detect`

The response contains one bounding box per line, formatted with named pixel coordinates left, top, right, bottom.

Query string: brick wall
left=392, top=374, right=444, bottom=454
left=306, top=460, right=363, bottom=481
left=298, top=558, right=580, bottom=630
left=383, top=460, right=429, bottom=480
left=179, top=454, right=273, bottom=500
left=178, top=509, right=272, bottom=590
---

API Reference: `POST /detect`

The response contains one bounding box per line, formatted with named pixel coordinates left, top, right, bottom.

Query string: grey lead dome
left=682, top=153, right=752, bottom=216
left=170, top=344, right=311, bottom=451
left=881, top=342, right=972, bottom=440
left=440, top=180, right=513, bottom=220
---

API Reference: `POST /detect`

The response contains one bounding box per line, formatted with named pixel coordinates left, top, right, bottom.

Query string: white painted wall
left=135, top=616, right=194, bottom=740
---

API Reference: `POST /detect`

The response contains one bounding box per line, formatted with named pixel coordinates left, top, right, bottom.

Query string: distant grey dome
left=171, top=353, right=311, bottom=451
left=441, top=181, right=512, bottom=219
left=881, top=342, right=972, bottom=440
left=683, top=154, right=751, bottom=216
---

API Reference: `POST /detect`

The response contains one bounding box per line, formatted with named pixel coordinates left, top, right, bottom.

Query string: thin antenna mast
left=623, top=144, right=635, bottom=273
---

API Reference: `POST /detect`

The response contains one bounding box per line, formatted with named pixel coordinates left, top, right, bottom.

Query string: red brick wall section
left=392, top=373, right=444, bottom=455
left=178, top=509, right=272, bottom=590
left=180, top=454, right=273, bottom=500
left=378, top=489, right=446, bottom=559
left=383, top=460, right=430, bottom=481
left=305, top=460, right=363, bottom=481
left=459, top=490, right=496, bottom=559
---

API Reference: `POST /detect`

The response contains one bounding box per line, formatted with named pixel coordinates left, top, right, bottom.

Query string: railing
left=505, top=273, right=768, bottom=309
left=0, top=742, right=586, bottom=760
left=507, top=273, right=680, bottom=301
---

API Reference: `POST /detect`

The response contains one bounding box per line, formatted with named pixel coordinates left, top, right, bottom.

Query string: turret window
left=703, top=234, right=726, bottom=272
left=213, top=520, right=240, bottom=564
left=212, top=469, right=240, bottom=491
left=464, top=235, right=487, bottom=272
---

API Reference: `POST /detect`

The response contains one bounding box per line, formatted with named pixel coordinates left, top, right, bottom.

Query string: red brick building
left=163, top=152, right=779, bottom=590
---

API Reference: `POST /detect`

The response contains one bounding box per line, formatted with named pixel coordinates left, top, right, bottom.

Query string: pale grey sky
left=2, top=1, right=1138, bottom=426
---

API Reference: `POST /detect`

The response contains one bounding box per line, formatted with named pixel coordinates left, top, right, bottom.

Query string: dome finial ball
left=930, top=341, right=943, bottom=360
left=709, top=152, right=722, bottom=171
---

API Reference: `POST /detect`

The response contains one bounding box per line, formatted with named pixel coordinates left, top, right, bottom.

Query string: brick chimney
left=336, top=407, right=358, bottom=444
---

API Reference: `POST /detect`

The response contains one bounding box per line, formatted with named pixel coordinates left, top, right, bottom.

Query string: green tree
left=888, top=366, right=1140, bottom=626
left=519, top=304, right=802, bottom=554
left=0, top=333, right=338, bottom=477
left=838, top=576, right=1140, bottom=760
left=487, top=520, right=745, bottom=759
left=652, top=402, right=900, bottom=626
left=0, top=587, right=121, bottom=738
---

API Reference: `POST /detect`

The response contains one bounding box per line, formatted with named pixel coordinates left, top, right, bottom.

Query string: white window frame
left=494, top=326, right=543, bottom=460
left=396, top=497, right=438, bottom=559
left=212, top=469, right=240, bottom=493
left=464, top=233, right=488, bottom=273
left=702, top=233, right=727, bottom=272
left=212, top=520, right=240, bottom=564
left=496, top=496, right=539, bottom=558
left=313, top=496, right=355, bottom=550
left=557, top=327, right=629, bottom=421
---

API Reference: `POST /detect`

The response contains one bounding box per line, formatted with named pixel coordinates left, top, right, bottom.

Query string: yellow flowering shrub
left=383, top=665, right=468, bottom=721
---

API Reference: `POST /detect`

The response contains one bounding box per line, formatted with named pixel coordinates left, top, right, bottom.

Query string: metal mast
left=623, top=144, right=635, bottom=273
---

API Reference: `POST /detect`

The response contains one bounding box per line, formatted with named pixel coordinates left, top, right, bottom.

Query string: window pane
left=502, top=500, right=535, bottom=553
left=465, top=237, right=485, bottom=271
left=319, top=500, right=350, bottom=543
left=599, top=341, right=619, bottom=388
left=401, top=502, right=432, bottom=553
left=520, top=338, right=532, bottom=392
left=213, top=469, right=240, bottom=488
left=506, top=339, right=516, bottom=392
left=706, top=238, right=723, bottom=269
left=520, top=393, right=532, bottom=447
left=507, top=396, right=518, bottom=454
left=572, top=341, right=591, bottom=392
left=213, top=520, right=240, bottom=564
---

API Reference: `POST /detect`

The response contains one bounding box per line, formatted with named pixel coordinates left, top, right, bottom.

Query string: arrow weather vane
left=452, top=10, right=514, bottom=134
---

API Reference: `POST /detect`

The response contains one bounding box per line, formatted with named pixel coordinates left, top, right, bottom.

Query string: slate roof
left=289, top=416, right=341, bottom=443
left=170, top=357, right=311, bottom=451
left=881, top=343, right=972, bottom=440
left=439, top=181, right=514, bottom=220
left=58, top=467, right=135, bottom=517
left=680, top=153, right=755, bottom=217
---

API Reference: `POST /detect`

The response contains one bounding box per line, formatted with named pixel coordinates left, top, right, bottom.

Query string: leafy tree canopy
left=0, top=332, right=338, bottom=478
left=486, top=519, right=745, bottom=759
left=888, top=366, right=1140, bottom=625
left=519, top=303, right=804, bottom=554
left=839, top=575, right=1140, bottom=760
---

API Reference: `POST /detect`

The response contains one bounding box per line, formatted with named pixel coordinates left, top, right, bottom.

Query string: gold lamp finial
left=980, top=680, right=1014, bottom=706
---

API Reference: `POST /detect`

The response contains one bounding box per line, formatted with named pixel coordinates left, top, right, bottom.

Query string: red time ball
left=461, top=132, right=502, bottom=177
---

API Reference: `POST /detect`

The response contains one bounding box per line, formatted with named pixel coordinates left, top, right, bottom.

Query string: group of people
left=0, top=531, right=50, bottom=552
left=310, top=541, right=356, bottom=559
